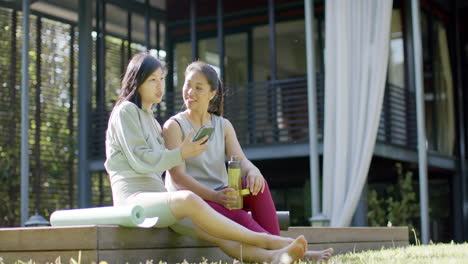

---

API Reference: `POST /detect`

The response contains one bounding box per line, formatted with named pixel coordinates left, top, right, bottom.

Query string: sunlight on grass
left=2, top=243, right=467, bottom=264
left=319, top=243, right=468, bottom=264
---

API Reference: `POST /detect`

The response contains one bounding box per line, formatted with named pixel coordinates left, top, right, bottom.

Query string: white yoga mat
left=50, top=205, right=158, bottom=228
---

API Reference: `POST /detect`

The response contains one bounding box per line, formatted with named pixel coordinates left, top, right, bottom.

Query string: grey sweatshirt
left=105, top=101, right=183, bottom=203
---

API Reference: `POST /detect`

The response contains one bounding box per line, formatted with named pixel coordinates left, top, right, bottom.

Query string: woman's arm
left=224, top=119, right=265, bottom=195
left=163, top=119, right=236, bottom=206
left=111, top=104, right=183, bottom=174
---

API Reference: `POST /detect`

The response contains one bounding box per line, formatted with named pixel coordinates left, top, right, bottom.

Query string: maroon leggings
left=205, top=179, right=280, bottom=235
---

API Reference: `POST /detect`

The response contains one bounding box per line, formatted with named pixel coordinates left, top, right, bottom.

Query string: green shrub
left=367, top=163, right=420, bottom=239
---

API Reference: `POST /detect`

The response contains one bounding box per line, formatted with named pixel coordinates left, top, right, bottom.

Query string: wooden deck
left=0, top=226, right=409, bottom=263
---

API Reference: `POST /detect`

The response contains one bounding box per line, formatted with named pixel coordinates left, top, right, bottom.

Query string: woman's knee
left=170, top=190, right=204, bottom=213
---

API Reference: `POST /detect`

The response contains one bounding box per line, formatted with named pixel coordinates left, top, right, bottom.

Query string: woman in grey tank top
left=105, top=52, right=321, bottom=263
left=163, top=61, right=333, bottom=262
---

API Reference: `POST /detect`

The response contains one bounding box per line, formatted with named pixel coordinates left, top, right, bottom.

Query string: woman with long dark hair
left=163, top=61, right=333, bottom=262
left=105, top=52, right=309, bottom=263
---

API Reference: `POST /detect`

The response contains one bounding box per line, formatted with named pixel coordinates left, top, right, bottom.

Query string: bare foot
left=304, top=248, right=334, bottom=262
left=267, top=235, right=295, bottom=250
left=271, top=236, right=307, bottom=264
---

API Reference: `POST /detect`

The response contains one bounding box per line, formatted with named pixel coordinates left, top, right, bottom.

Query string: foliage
left=0, top=9, right=80, bottom=226
left=0, top=146, right=20, bottom=226
left=0, top=8, right=135, bottom=228
left=367, top=163, right=420, bottom=233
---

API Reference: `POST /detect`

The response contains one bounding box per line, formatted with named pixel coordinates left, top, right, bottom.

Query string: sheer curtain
left=322, top=0, right=393, bottom=227
left=434, top=22, right=455, bottom=155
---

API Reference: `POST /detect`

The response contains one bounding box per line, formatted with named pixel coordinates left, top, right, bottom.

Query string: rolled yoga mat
left=247, top=211, right=290, bottom=230
left=50, top=205, right=158, bottom=228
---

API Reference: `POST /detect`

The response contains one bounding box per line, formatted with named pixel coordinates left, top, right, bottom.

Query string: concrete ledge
left=0, top=226, right=409, bottom=263
left=281, top=227, right=409, bottom=255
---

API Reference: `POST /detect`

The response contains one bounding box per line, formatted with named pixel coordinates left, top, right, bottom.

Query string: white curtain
left=322, top=0, right=393, bottom=227
left=434, top=22, right=455, bottom=155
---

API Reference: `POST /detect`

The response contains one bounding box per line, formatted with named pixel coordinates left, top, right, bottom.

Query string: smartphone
left=192, top=125, right=215, bottom=142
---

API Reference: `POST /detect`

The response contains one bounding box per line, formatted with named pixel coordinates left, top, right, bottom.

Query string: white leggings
left=111, top=176, right=178, bottom=228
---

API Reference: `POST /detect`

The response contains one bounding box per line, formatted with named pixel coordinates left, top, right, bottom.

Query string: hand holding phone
left=192, top=125, right=215, bottom=143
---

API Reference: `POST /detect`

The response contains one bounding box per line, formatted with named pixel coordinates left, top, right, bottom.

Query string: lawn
left=320, top=243, right=468, bottom=264
left=2, top=243, right=467, bottom=264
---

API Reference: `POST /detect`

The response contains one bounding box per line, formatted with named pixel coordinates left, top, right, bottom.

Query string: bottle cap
left=241, top=189, right=250, bottom=196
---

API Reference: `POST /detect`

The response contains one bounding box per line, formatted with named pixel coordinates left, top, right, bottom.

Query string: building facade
left=0, top=0, right=466, bottom=242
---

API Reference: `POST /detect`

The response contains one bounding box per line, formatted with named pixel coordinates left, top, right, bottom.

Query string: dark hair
left=185, top=61, right=224, bottom=116
left=116, top=52, right=165, bottom=108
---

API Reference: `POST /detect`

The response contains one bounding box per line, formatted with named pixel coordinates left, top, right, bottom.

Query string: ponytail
left=208, top=78, right=224, bottom=116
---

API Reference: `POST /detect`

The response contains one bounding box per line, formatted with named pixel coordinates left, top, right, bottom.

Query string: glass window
left=381, top=9, right=408, bottom=146
left=173, top=42, right=192, bottom=111
left=388, top=10, right=405, bottom=89
left=252, top=20, right=312, bottom=142
left=253, top=24, right=271, bottom=82
left=225, top=33, right=248, bottom=86
left=431, top=20, right=455, bottom=154
left=198, top=33, right=248, bottom=85
left=198, top=34, right=249, bottom=141
left=224, top=33, right=248, bottom=141
left=276, top=20, right=306, bottom=79
left=422, top=13, right=456, bottom=155
left=199, top=37, right=221, bottom=75
left=253, top=19, right=321, bottom=81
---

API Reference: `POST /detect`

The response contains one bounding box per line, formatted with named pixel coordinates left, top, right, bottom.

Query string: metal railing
left=378, top=83, right=417, bottom=148
left=222, top=77, right=323, bottom=145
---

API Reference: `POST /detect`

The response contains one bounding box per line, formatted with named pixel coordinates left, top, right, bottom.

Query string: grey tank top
left=165, top=112, right=228, bottom=191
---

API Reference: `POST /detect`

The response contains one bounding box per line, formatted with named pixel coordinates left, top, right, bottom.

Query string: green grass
left=317, top=243, right=468, bottom=264
left=2, top=243, right=468, bottom=264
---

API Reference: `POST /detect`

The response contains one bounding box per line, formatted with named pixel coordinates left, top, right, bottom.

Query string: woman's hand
left=212, top=188, right=237, bottom=207
left=180, top=130, right=208, bottom=159
left=245, top=169, right=265, bottom=195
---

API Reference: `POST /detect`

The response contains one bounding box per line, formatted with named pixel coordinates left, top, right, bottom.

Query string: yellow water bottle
left=226, top=156, right=249, bottom=210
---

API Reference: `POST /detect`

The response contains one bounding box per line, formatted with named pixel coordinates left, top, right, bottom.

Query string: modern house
left=0, top=0, right=466, bottom=243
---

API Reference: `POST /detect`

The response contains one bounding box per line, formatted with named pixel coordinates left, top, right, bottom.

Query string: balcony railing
left=90, top=76, right=417, bottom=160
left=223, top=77, right=323, bottom=145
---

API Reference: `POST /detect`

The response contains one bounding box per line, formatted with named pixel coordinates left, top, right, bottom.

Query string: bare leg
left=169, top=190, right=295, bottom=250
left=304, top=248, right=334, bottom=261
left=191, top=222, right=307, bottom=263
